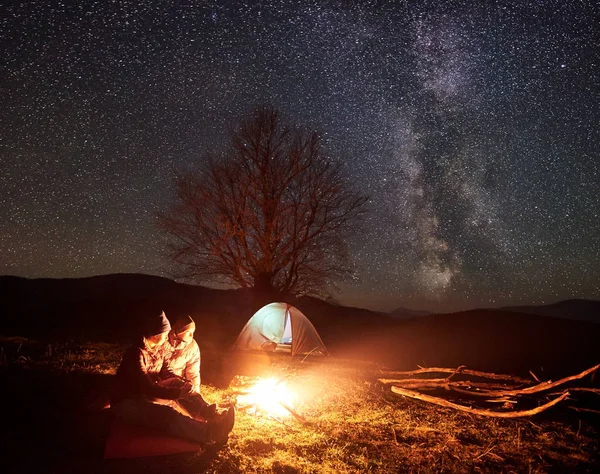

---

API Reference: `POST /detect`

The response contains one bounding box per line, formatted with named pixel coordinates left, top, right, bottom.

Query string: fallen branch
left=447, top=365, right=466, bottom=381
left=392, top=386, right=569, bottom=418
left=378, top=378, right=521, bottom=391
left=529, top=370, right=541, bottom=382
left=449, top=385, right=521, bottom=398
left=562, top=387, right=600, bottom=396
left=391, top=386, right=569, bottom=418
left=278, top=401, right=308, bottom=424
left=379, top=377, right=450, bottom=385
left=381, top=366, right=532, bottom=385
left=384, top=364, right=600, bottom=418
left=267, top=414, right=298, bottom=431
left=380, top=380, right=451, bottom=391
left=396, top=363, right=600, bottom=399
left=474, top=442, right=498, bottom=461
left=449, top=363, right=600, bottom=398
left=568, top=406, right=600, bottom=415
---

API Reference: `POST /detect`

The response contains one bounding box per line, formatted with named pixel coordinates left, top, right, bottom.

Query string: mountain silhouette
left=1, top=274, right=598, bottom=378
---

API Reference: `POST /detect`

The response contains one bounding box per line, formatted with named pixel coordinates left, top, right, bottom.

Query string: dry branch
left=278, top=401, right=308, bottom=424
left=529, top=370, right=541, bottom=382
left=384, top=363, right=600, bottom=417
left=391, top=386, right=570, bottom=418
left=560, top=387, right=600, bottom=396
left=568, top=406, right=600, bottom=415
left=378, top=378, right=521, bottom=391
left=448, top=384, right=527, bottom=398
left=267, top=414, right=298, bottom=431
left=381, top=366, right=532, bottom=385
left=484, top=398, right=517, bottom=404
left=449, top=363, right=600, bottom=398
left=378, top=378, right=449, bottom=385
left=379, top=380, right=451, bottom=391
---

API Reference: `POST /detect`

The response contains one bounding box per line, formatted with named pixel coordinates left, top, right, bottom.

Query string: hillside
left=1, top=274, right=598, bottom=378
left=0, top=274, right=391, bottom=348
left=502, top=299, right=600, bottom=323
left=344, top=308, right=600, bottom=379
left=389, top=306, right=432, bottom=318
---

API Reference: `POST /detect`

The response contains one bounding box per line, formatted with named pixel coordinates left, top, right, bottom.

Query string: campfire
left=232, top=376, right=304, bottom=421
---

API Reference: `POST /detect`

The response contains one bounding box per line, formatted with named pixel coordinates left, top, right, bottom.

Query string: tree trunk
left=252, top=272, right=282, bottom=307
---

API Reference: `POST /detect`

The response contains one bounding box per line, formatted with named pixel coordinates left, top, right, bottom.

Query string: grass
left=1, top=336, right=599, bottom=473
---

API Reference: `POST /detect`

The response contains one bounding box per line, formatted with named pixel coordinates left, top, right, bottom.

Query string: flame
left=237, top=377, right=296, bottom=418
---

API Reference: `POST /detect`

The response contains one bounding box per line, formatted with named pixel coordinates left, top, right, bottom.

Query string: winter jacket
left=111, top=338, right=180, bottom=405
left=164, top=338, right=201, bottom=393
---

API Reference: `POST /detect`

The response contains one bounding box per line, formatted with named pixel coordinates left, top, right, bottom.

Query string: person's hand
left=179, top=382, right=193, bottom=398
left=158, top=376, right=185, bottom=389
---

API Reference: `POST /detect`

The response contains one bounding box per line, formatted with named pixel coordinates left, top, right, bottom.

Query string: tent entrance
left=275, top=310, right=292, bottom=352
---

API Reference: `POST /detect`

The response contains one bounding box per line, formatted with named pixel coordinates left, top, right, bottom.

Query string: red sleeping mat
left=104, top=420, right=202, bottom=459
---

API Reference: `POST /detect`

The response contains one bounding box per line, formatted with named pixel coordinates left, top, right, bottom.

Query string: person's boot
left=180, top=397, right=217, bottom=421
left=200, top=403, right=218, bottom=420
left=208, top=407, right=235, bottom=444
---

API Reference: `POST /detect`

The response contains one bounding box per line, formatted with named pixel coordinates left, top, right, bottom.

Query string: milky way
left=1, top=0, right=599, bottom=312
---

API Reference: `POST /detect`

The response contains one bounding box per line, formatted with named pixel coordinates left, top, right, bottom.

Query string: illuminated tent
left=233, top=302, right=327, bottom=356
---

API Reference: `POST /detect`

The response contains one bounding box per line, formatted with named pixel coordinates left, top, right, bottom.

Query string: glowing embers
left=235, top=376, right=297, bottom=419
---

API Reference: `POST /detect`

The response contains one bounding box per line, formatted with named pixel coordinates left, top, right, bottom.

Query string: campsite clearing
left=1, top=337, right=599, bottom=473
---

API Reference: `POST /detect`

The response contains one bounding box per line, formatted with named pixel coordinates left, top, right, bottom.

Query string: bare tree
left=158, top=107, right=368, bottom=299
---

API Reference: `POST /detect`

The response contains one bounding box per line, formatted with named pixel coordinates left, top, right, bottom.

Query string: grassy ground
left=1, top=337, right=599, bottom=473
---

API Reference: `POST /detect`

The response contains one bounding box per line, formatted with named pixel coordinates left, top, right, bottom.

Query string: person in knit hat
left=110, top=310, right=235, bottom=445
left=112, top=311, right=173, bottom=404
left=166, top=316, right=200, bottom=389
left=144, top=310, right=172, bottom=339
left=163, top=315, right=217, bottom=420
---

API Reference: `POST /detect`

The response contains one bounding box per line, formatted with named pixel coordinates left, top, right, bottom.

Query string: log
left=378, top=378, right=449, bottom=385
left=378, top=379, right=520, bottom=391
left=564, top=387, right=600, bottom=396
left=448, top=385, right=526, bottom=398
left=391, top=386, right=570, bottom=418
left=379, top=380, right=451, bottom=390
left=448, top=363, right=600, bottom=398
left=568, top=406, right=600, bottom=415
left=381, top=366, right=532, bottom=385
left=484, top=398, right=517, bottom=404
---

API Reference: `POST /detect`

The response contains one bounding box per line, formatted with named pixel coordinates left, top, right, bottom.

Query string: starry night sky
left=1, top=1, right=599, bottom=313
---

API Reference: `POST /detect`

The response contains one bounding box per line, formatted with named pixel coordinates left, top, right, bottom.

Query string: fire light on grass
left=237, top=377, right=297, bottom=418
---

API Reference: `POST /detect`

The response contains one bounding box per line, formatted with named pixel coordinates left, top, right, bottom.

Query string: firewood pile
left=378, top=363, right=600, bottom=418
